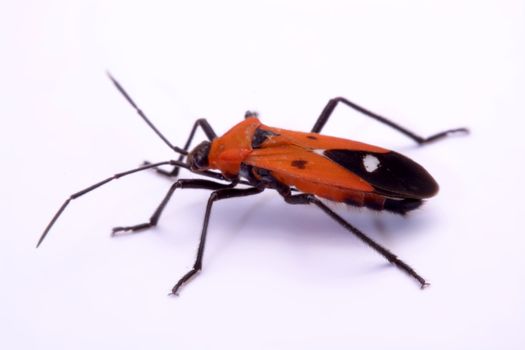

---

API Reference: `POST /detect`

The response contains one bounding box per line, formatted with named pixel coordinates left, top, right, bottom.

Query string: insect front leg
left=112, top=178, right=234, bottom=235
left=171, top=186, right=264, bottom=296
left=278, top=191, right=429, bottom=289
left=311, top=96, right=468, bottom=145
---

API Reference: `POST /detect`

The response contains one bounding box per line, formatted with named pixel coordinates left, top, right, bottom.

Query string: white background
left=1, top=1, right=524, bottom=349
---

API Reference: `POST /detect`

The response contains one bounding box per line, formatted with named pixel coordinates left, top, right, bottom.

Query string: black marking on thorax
left=251, top=128, right=280, bottom=149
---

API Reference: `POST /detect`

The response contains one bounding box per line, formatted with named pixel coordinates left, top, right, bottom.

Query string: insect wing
left=250, top=126, right=439, bottom=199
left=245, top=145, right=374, bottom=192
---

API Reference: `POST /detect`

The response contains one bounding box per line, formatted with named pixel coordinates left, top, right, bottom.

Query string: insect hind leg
left=279, top=191, right=429, bottom=288
left=311, top=96, right=468, bottom=145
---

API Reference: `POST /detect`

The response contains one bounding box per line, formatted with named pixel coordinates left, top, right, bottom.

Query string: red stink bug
left=37, top=73, right=468, bottom=294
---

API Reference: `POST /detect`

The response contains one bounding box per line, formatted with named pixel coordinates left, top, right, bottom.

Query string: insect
left=37, top=73, right=468, bottom=294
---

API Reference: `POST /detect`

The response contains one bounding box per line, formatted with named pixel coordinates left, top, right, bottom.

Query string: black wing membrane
left=323, top=149, right=439, bottom=199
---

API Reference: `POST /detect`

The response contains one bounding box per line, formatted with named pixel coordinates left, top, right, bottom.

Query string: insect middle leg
left=112, top=179, right=234, bottom=235
left=171, top=186, right=264, bottom=295
left=311, top=96, right=468, bottom=144
left=280, top=191, right=429, bottom=288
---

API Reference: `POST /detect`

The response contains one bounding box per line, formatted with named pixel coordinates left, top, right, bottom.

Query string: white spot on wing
left=363, top=154, right=380, bottom=172
left=313, top=149, right=324, bottom=156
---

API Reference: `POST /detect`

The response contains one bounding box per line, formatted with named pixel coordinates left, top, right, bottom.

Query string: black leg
left=37, top=160, right=191, bottom=248
left=311, top=97, right=468, bottom=145
left=171, top=186, right=264, bottom=295
left=280, top=192, right=429, bottom=288
left=112, top=178, right=235, bottom=235
left=155, top=118, right=217, bottom=178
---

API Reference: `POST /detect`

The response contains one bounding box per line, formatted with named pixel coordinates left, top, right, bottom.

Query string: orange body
left=207, top=118, right=437, bottom=210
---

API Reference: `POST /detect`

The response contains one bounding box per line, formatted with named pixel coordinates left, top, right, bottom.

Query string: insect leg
left=112, top=179, right=235, bottom=235
left=311, top=97, right=468, bottom=144
left=171, top=186, right=264, bottom=295
left=37, top=160, right=186, bottom=248
left=281, top=192, right=429, bottom=288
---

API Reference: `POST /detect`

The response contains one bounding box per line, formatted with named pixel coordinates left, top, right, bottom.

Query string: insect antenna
left=106, top=72, right=188, bottom=156
left=36, top=160, right=194, bottom=248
